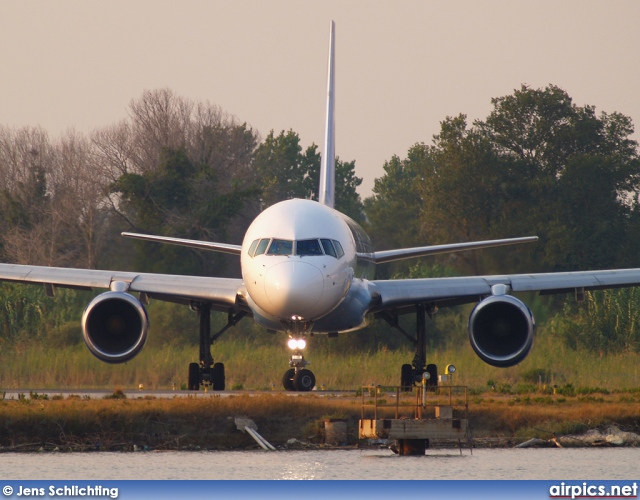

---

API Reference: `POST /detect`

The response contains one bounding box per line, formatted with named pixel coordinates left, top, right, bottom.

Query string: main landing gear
left=379, top=303, right=439, bottom=391
left=187, top=302, right=246, bottom=391
left=282, top=337, right=316, bottom=392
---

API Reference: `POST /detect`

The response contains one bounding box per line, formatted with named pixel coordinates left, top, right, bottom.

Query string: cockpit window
left=253, top=237, right=343, bottom=258
left=320, top=239, right=337, bottom=258
left=333, top=240, right=345, bottom=258
left=255, top=238, right=270, bottom=256
left=248, top=239, right=260, bottom=257
left=296, top=239, right=323, bottom=256
left=267, top=239, right=293, bottom=255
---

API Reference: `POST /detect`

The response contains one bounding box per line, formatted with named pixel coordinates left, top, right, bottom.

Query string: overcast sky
left=1, top=1, right=639, bottom=196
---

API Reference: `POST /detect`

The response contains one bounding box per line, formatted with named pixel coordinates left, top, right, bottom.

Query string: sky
left=1, top=0, right=639, bottom=196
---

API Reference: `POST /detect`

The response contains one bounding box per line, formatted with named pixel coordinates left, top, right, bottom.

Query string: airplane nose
left=264, top=261, right=324, bottom=318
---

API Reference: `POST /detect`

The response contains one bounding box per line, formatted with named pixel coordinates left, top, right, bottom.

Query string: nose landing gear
left=282, top=337, right=316, bottom=391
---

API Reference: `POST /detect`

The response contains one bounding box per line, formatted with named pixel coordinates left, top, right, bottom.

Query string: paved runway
left=0, top=388, right=354, bottom=399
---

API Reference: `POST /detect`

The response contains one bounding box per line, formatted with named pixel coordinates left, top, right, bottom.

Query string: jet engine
left=468, top=295, right=535, bottom=367
left=82, top=291, right=149, bottom=364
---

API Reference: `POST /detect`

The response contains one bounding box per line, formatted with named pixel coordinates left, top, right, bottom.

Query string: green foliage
left=145, top=301, right=200, bottom=348
left=254, top=130, right=364, bottom=222
left=0, top=164, right=49, bottom=232
left=556, top=383, right=576, bottom=397
left=364, top=146, right=430, bottom=278
left=550, top=288, right=640, bottom=354
left=0, top=284, right=48, bottom=342
left=422, top=115, right=517, bottom=274
left=0, top=284, right=92, bottom=347
left=392, top=261, right=458, bottom=280
left=29, top=391, right=49, bottom=400
left=111, top=147, right=258, bottom=276
left=514, top=383, right=538, bottom=394
left=254, top=130, right=318, bottom=206
left=47, top=322, right=83, bottom=348
left=521, top=367, right=552, bottom=385
left=365, top=85, right=640, bottom=276
left=334, top=158, right=365, bottom=223
left=476, top=85, right=640, bottom=272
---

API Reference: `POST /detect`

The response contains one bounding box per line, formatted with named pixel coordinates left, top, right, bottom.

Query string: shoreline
left=1, top=391, right=639, bottom=452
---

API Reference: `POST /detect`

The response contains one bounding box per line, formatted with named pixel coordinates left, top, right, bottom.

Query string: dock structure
left=358, top=384, right=470, bottom=455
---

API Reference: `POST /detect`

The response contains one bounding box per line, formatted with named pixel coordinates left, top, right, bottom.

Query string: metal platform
left=358, top=384, right=470, bottom=455
left=360, top=416, right=468, bottom=440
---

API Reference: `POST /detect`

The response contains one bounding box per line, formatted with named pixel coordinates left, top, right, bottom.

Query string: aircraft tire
left=188, top=362, right=200, bottom=390
left=212, top=362, right=225, bottom=391
left=282, top=368, right=296, bottom=391
left=426, top=364, right=438, bottom=387
left=401, top=364, right=413, bottom=391
left=293, top=369, right=316, bottom=392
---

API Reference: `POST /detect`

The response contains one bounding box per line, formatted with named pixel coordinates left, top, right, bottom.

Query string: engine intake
left=82, top=291, right=149, bottom=364
left=468, top=295, right=535, bottom=367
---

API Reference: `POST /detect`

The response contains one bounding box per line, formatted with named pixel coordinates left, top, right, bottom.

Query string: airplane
left=3, top=21, right=640, bottom=392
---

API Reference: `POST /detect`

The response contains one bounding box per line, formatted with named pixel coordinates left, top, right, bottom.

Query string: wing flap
left=370, top=277, right=492, bottom=309
left=128, top=273, right=242, bottom=304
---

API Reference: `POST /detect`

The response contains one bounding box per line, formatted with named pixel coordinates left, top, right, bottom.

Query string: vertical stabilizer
left=319, top=20, right=335, bottom=208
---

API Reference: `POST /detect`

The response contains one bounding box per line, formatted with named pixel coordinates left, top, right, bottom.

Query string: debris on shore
left=517, top=426, right=640, bottom=448
left=234, top=417, right=276, bottom=451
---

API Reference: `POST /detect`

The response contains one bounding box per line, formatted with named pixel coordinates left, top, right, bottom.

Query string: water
left=1, top=448, right=638, bottom=480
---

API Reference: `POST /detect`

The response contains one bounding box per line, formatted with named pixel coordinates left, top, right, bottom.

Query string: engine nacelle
left=82, top=291, right=149, bottom=364
left=468, top=295, right=535, bottom=367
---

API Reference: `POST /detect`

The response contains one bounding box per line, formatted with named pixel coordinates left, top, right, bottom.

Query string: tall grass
left=2, top=325, right=640, bottom=391
left=3, top=286, right=640, bottom=391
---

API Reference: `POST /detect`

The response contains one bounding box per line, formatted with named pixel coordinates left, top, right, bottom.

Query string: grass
left=3, top=284, right=640, bottom=392
left=2, top=323, right=640, bottom=392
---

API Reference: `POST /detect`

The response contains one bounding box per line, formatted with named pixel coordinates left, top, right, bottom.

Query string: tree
left=363, top=146, right=429, bottom=276
left=476, top=85, right=640, bottom=271
left=111, top=147, right=257, bottom=275
left=97, top=89, right=261, bottom=276
left=0, top=126, right=55, bottom=265
left=254, top=129, right=364, bottom=222
left=334, top=158, right=365, bottom=224
left=420, top=115, right=512, bottom=274
left=53, top=130, right=110, bottom=269
left=402, top=85, right=640, bottom=275
left=254, top=130, right=317, bottom=206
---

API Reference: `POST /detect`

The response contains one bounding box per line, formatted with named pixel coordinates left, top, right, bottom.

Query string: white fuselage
left=241, top=199, right=368, bottom=334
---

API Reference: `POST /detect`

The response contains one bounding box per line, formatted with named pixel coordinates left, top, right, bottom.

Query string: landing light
left=288, top=338, right=306, bottom=350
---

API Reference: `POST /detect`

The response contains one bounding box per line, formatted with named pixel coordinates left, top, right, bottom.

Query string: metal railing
left=361, top=384, right=468, bottom=421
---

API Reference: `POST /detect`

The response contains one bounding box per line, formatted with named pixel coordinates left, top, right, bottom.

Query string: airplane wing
left=122, top=232, right=243, bottom=255
left=0, top=263, right=245, bottom=310
left=370, top=268, right=640, bottom=311
left=363, top=236, right=538, bottom=264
